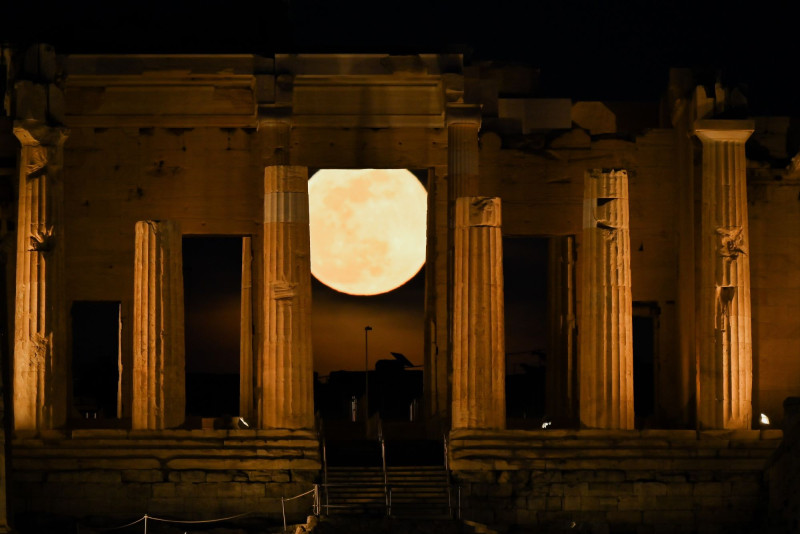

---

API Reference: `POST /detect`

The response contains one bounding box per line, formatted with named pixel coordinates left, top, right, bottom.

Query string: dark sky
left=3, top=1, right=798, bottom=114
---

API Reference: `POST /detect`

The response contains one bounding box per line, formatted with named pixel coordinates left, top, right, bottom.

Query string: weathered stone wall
left=9, top=430, right=320, bottom=530
left=450, top=429, right=781, bottom=533
left=748, top=174, right=800, bottom=425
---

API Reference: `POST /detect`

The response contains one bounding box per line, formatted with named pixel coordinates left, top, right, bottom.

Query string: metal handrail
left=321, top=437, right=329, bottom=515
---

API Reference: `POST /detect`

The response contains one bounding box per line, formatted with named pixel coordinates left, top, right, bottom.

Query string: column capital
left=446, top=104, right=482, bottom=128
left=455, top=197, right=501, bottom=228
left=257, top=105, right=293, bottom=129
left=693, top=120, right=754, bottom=143
left=13, top=120, right=68, bottom=147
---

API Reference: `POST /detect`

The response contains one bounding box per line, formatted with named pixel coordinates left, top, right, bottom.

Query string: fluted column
left=579, top=169, right=634, bottom=429
left=435, top=105, right=482, bottom=427
left=12, top=122, right=68, bottom=431
left=546, top=235, right=577, bottom=424
left=447, top=104, right=481, bottom=199
left=260, top=165, right=314, bottom=430
left=694, top=120, right=754, bottom=429
left=132, top=220, right=185, bottom=430
left=451, top=197, right=505, bottom=430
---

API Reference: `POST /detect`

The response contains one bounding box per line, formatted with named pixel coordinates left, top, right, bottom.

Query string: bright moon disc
left=308, top=169, right=427, bottom=296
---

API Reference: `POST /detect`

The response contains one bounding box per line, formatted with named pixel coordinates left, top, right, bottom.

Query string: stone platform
left=9, top=429, right=321, bottom=529
left=449, top=428, right=782, bottom=533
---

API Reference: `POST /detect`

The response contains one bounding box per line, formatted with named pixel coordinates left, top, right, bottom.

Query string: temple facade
left=0, top=46, right=798, bottom=533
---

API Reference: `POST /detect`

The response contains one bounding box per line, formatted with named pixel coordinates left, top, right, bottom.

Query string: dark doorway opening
left=633, top=302, right=659, bottom=427
left=71, top=301, right=120, bottom=422
left=504, top=236, right=549, bottom=428
left=183, top=236, right=242, bottom=420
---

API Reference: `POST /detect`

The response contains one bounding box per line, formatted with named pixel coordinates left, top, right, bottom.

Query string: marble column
left=12, top=122, right=68, bottom=431
left=436, top=105, right=482, bottom=428
left=240, top=236, right=254, bottom=421
left=579, top=169, right=634, bottom=429
left=451, top=197, right=505, bottom=430
left=447, top=104, right=481, bottom=199
left=546, top=235, right=578, bottom=424
left=132, top=220, right=185, bottom=430
left=260, top=165, right=314, bottom=430
left=694, top=120, right=754, bottom=429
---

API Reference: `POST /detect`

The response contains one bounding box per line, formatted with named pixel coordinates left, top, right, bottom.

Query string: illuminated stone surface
left=694, top=120, right=754, bottom=430
left=579, top=169, right=634, bottom=429
left=260, top=166, right=314, bottom=430
left=452, top=197, right=506, bottom=430
left=132, top=220, right=186, bottom=430
left=12, top=121, right=68, bottom=432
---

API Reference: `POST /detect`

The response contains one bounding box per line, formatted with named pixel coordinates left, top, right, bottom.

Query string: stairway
left=323, top=465, right=451, bottom=519
left=386, top=466, right=450, bottom=518
left=324, top=466, right=388, bottom=516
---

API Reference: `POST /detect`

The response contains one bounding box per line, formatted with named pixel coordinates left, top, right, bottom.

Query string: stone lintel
left=446, top=103, right=482, bottom=127
left=693, top=120, right=754, bottom=142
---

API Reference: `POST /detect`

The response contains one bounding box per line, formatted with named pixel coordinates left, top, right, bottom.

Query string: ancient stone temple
left=0, top=46, right=798, bottom=533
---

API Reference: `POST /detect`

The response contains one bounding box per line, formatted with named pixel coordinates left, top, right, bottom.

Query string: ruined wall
left=748, top=174, right=800, bottom=424
left=451, top=429, right=781, bottom=533
left=10, top=430, right=320, bottom=531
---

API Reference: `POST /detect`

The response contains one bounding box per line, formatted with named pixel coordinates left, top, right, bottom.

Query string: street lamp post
left=364, top=326, right=372, bottom=429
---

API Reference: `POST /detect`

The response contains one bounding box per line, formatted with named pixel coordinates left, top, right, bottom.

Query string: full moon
left=308, top=169, right=427, bottom=296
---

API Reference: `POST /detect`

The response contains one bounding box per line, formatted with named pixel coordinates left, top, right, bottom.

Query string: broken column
left=451, top=197, right=506, bottom=430
left=12, top=122, right=69, bottom=431
left=132, top=220, right=186, bottom=430
left=259, top=165, right=314, bottom=430
left=694, top=120, right=754, bottom=429
left=579, top=169, right=634, bottom=429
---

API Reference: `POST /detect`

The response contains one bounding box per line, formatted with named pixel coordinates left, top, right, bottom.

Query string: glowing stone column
left=579, top=169, right=634, bottom=429
left=12, top=122, right=68, bottom=432
left=132, top=220, right=186, bottom=430
left=260, top=165, right=314, bottom=430
left=451, top=197, right=505, bottom=430
left=694, top=120, right=754, bottom=429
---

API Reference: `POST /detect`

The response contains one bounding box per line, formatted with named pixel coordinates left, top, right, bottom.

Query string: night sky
left=2, top=1, right=797, bottom=115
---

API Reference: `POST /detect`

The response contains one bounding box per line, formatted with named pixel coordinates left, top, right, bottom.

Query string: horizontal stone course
left=451, top=430, right=776, bottom=533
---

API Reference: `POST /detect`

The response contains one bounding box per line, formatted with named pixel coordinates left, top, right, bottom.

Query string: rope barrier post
left=144, top=514, right=148, bottom=534
left=281, top=497, right=287, bottom=533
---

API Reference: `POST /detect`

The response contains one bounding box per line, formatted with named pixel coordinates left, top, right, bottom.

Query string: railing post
left=281, top=497, right=287, bottom=532
left=322, top=436, right=329, bottom=516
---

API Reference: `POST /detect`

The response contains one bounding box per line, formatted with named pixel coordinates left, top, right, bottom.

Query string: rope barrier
left=282, top=487, right=316, bottom=501
left=95, top=515, right=146, bottom=530
left=146, top=511, right=253, bottom=524
left=85, top=486, right=320, bottom=534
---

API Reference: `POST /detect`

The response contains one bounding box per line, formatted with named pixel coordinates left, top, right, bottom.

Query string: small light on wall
left=541, top=420, right=552, bottom=429
left=238, top=417, right=250, bottom=428
left=760, top=413, right=770, bottom=425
